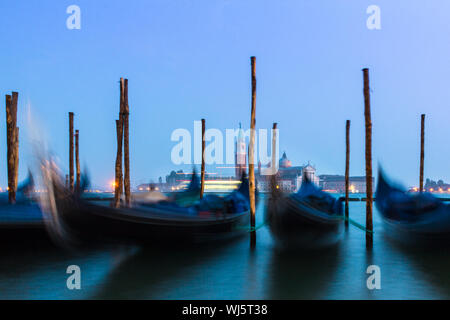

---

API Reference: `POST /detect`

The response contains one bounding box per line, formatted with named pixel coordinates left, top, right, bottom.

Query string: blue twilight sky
left=0, top=0, right=449, bottom=189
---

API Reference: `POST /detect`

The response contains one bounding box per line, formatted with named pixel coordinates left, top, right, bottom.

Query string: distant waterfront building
left=256, top=152, right=319, bottom=193
left=423, top=178, right=450, bottom=193
left=319, top=175, right=373, bottom=193
left=154, top=169, right=240, bottom=193
left=166, top=170, right=187, bottom=185
left=136, top=183, right=158, bottom=192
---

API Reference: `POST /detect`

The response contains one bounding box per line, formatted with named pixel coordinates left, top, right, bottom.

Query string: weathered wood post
left=75, top=130, right=80, bottom=192
left=123, top=79, right=131, bottom=206
left=249, top=56, right=257, bottom=246
left=114, top=78, right=125, bottom=208
left=69, top=112, right=74, bottom=192
left=200, top=119, right=206, bottom=199
left=345, top=120, right=350, bottom=227
left=14, top=127, right=18, bottom=191
left=12, top=93, right=19, bottom=187
left=363, top=68, right=373, bottom=248
left=5, top=92, right=19, bottom=204
left=419, top=114, right=425, bottom=193
left=114, top=120, right=124, bottom=206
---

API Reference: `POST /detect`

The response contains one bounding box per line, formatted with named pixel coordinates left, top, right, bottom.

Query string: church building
left=256, top=152, right=320, bottom=193
left=235, top=123, right=247, bottom=179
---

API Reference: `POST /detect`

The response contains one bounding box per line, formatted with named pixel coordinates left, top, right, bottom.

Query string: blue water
left=1, top=194, right=450, bottom=299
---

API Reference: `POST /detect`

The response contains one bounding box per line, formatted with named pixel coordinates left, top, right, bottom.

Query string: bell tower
left=235, top=123, right=247, bottom=179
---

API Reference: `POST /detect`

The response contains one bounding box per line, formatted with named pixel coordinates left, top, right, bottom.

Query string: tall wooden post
left=114, top=120, right=124, bottom=206
left=123, top=78, right=131, bottom=206
left=249, top=56, right=257, bottom=246
left=69, top=112, right=74, bottom=192
left=14, top=127, right=18, bottom=192
left=419, top=114, right=425, bottom=193
left=114, top=78, right=125, bottom=208
left=5, top=92, right=19, bottom=204
left=11, top=93, right=19, bottom=186
left=363, top=68, right=373, bottom=248
left=200, top=119, right=206, bottom=199
left=345, top=120, right=350, bottom=227
left=75, top=130, right=80, bottom=192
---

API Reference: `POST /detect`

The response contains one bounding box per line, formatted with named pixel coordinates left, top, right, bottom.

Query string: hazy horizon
left=1, top=0, right=449, bottom=190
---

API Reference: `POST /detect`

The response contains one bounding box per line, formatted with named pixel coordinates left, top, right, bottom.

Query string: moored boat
left=0, top=173, right=43, bottom=229
left=0, top=173, right=50, bottom=247
left=41, top=167, right=252, bottom=248
left=267, top=175, right=344, bottom=249
left=376, top=170, right=450, bottom=244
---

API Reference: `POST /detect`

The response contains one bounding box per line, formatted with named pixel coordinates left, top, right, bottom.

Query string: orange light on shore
left=430, top=188, right=434, bottom=192
left=110, top=180, right=116, bottom=189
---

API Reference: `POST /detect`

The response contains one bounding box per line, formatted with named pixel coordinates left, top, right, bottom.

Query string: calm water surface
left=1, top=194, right=450, bottom=299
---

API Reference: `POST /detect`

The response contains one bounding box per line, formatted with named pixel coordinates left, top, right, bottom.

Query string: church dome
left=303, top=164, right=314, bottom=172
left=279, top=152, right=292, bottom=168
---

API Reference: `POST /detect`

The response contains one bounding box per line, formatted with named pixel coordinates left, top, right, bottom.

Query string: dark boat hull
left=62, top=201, right=250, bottom=245
left=39, top=161, right=253, bottom=248
left=267, top=195, right=344, bottom=249
left=46, top=181, right=251, bottom=247
left=376, top=170, right=450, bottom=245
left=0, top=203, right=51, bottom=249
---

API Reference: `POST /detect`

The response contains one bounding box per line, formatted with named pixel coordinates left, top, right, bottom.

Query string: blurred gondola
left=266, top=174, right=344, bottom=249
left=376, top=169, right=450, bottom=245
left=41, top=163, right=253, bottom=248
left=0, top=173, right=49, bottom=248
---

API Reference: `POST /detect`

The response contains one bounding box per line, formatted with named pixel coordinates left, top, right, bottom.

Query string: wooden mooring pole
left=200, top=119, right=206, bottom=199
left=419, top=114, right=425, bottom=193
left=249, top=56, right=257, bottom=247
left=345, top=120, right=350, bottom=227
left=75, top=130, right=80, bottom=192
left=114, top=120, right=123, bottom=207
left=5, top=92, right=19, bottom=204
left=114, top=79, right=125, bottom=208
left=69, top=112, right=74, bottom=192
left=123, top=79, right=131, bottom=207
left=363, top=68, right=373, bottom=249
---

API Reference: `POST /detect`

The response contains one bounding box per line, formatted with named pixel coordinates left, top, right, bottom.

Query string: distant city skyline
left=1, top=1, right=450, bottom=190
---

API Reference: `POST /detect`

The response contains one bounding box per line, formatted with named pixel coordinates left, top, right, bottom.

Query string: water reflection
left=2, top=197, right=450, bottom=299
left=91, top=242, right=241, bottom=299
left=0, top=245, right=126, bottom=299
left=382, top=234, right=450, bottom=299
left=267, top=245, right=341, bottom=299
